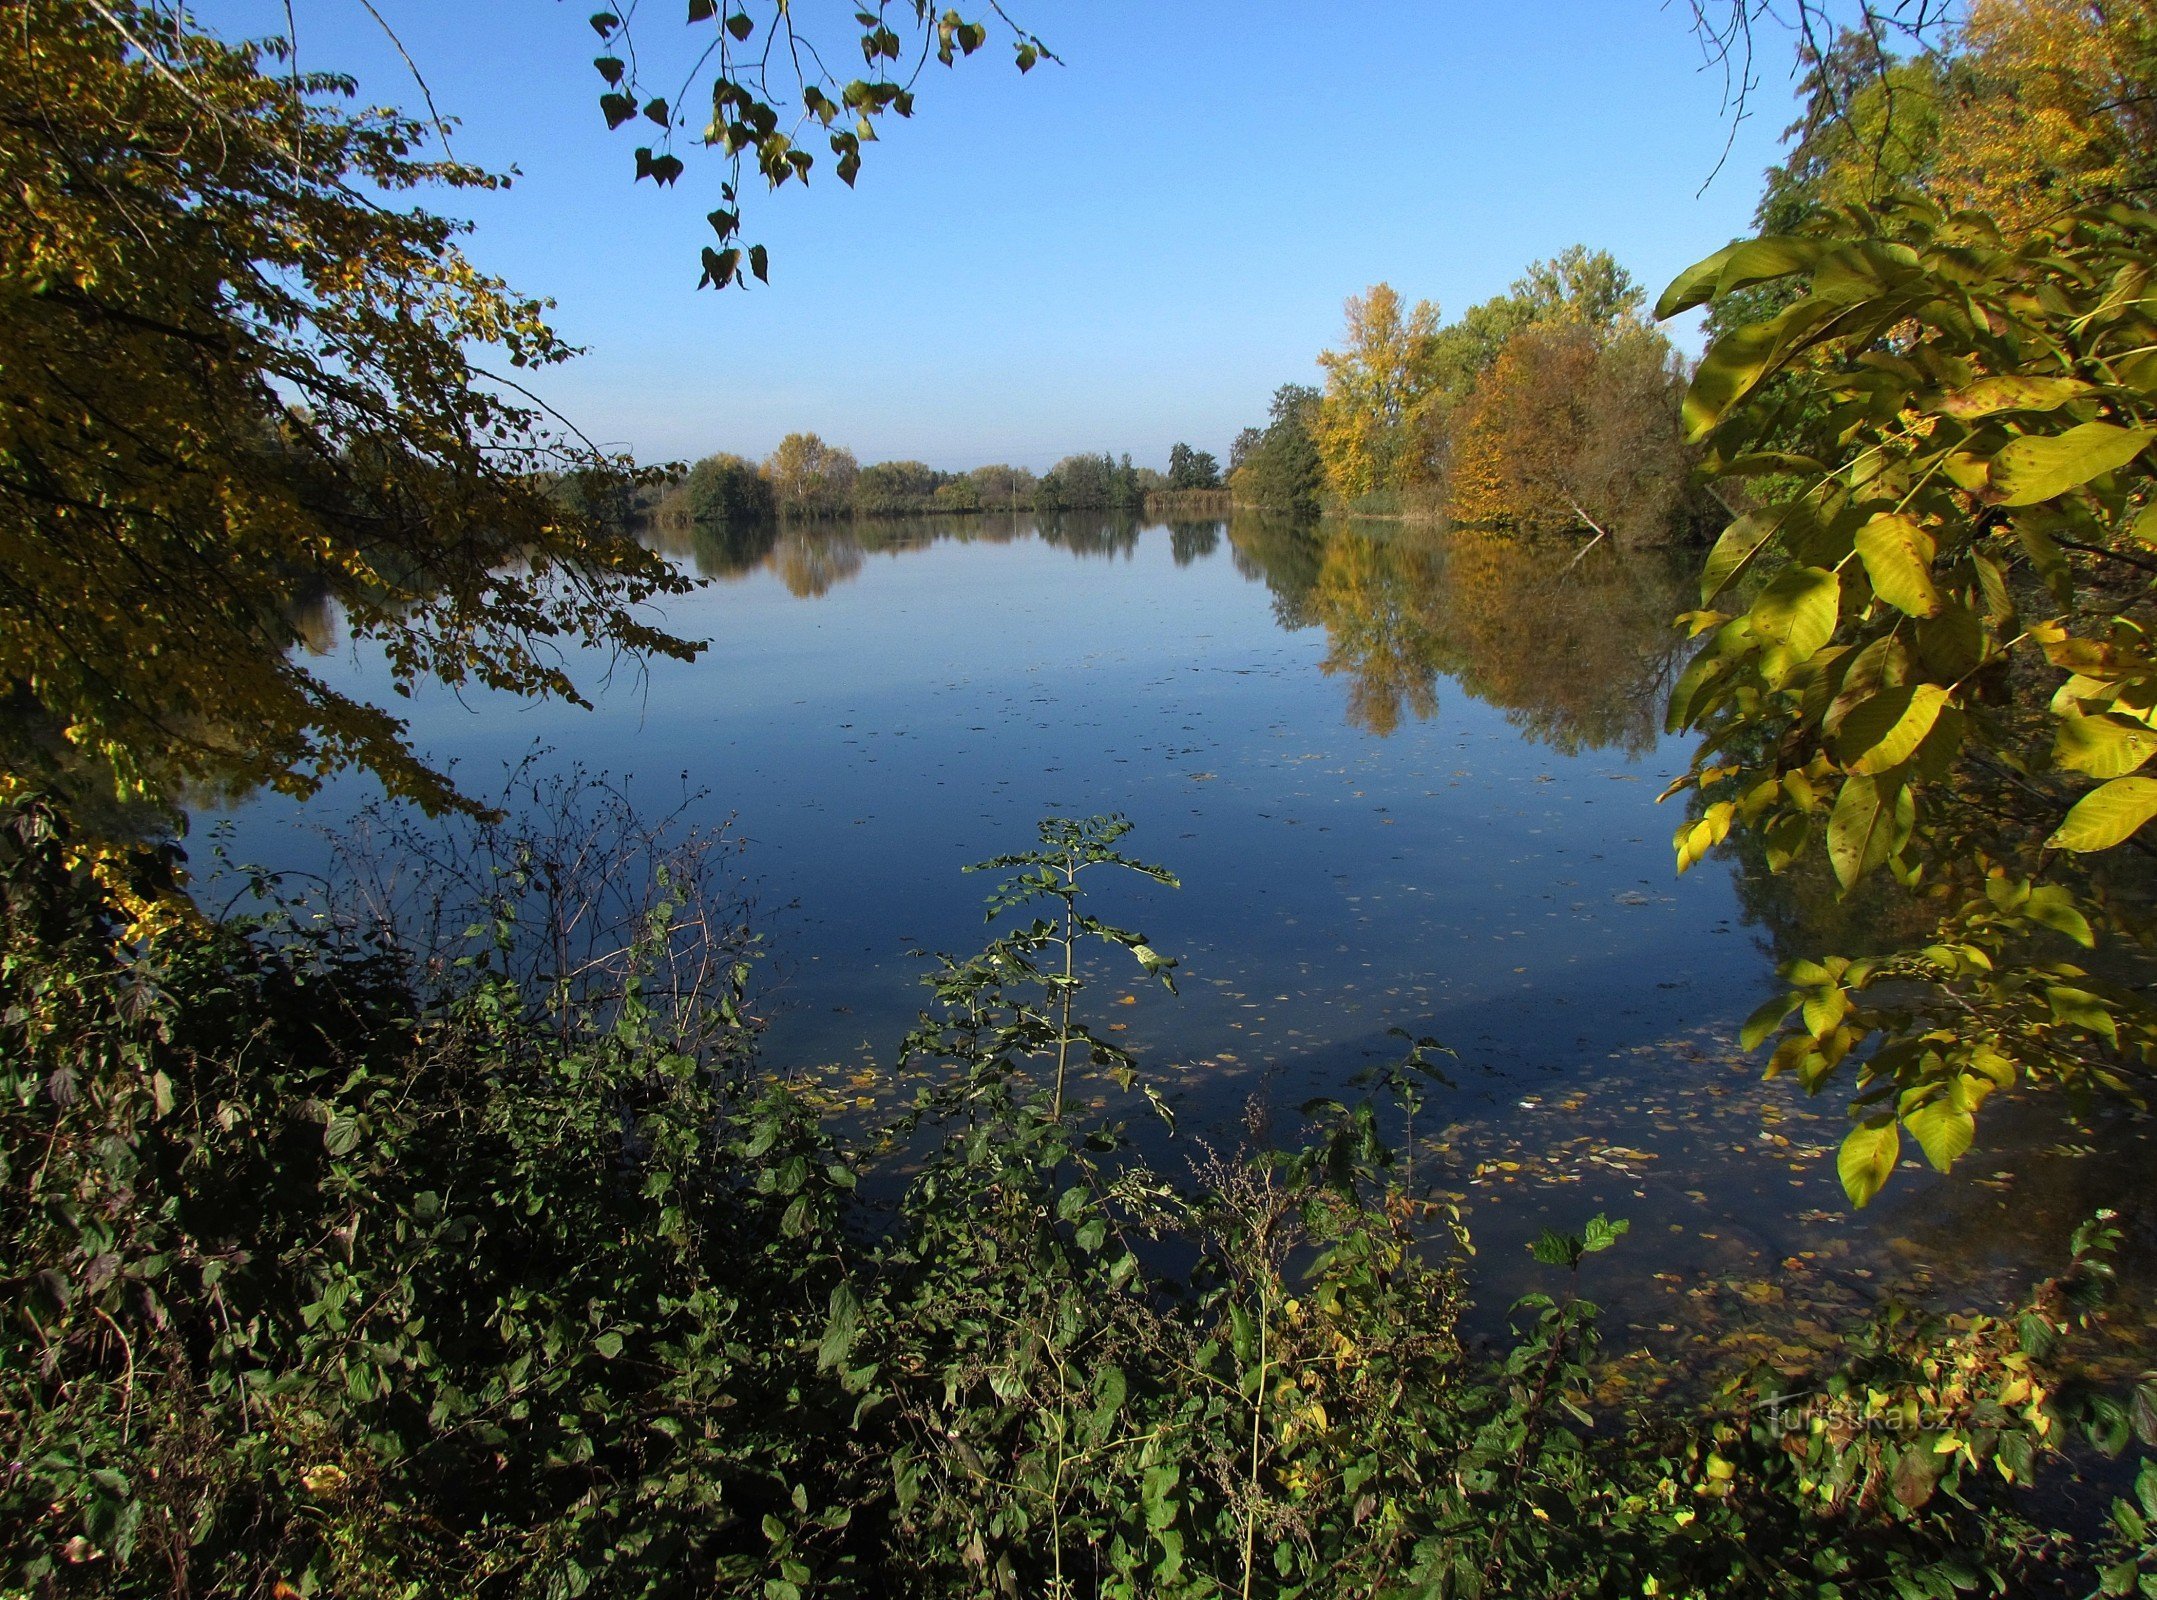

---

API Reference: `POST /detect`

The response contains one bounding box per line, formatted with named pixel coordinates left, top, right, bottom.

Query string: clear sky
left=202, top=2, right=1800, bottom=472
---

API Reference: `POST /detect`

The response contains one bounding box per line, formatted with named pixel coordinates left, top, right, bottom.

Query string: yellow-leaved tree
left=1932, top=0, right=2157, bottom=228
left=1310, top=283, right=1440, bottom=501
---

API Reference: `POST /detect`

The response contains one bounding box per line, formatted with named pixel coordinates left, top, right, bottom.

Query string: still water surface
left=227, top=511, right=2152, bottom=1364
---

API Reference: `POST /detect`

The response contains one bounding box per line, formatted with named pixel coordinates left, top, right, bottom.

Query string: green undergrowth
left=3, top=797, right=2155, bottom=1599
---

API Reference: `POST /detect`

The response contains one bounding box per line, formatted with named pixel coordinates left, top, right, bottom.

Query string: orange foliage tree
left=1444, top=326, right=1698, bottom=543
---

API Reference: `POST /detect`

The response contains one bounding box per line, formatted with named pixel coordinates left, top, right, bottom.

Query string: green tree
left=1035, top=451, right=1146, bottom=511
left=1230, top=384, right=1327, bottom=514
left=0, top=4, right=694, bottom=855
left=679, top=452, right=775, bottom=526
left=1168, top=441, right=1221, bottom=489
left=853, top=458, right=946, bottom=514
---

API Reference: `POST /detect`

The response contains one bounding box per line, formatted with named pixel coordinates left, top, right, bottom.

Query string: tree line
left=655, top=434, right=1225, bottom=527
left=1229, top=247, right=1720, bottom=547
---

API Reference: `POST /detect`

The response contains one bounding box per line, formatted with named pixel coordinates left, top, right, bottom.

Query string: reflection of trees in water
left=1229, top=517, right=1692, bottom=753
left=1167, top=520, right=1222, bottom=567
left=774, top=524, right=866, bottom=598
left=1226, top=513, right=1326, bottom=631
left=1031, top=509, right=1142, bottom=560
left=636, top=516, right=777, bottom=580
left=692, top=520, right=781, bottom=579
left=1311, top=529, right=1451, bottom=736
left=637, top=509, right=1152, bottom=597
left=1435, top=528, right=1690, bottom=755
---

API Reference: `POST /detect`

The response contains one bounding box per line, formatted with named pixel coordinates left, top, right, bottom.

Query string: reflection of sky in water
left=219, top=515, right=2155, bottom=1363
left=230, top=516, right=1755, bottom=1116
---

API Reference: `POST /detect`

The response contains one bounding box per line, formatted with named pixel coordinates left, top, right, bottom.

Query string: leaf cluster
left=587, top=2, right=1052, bottom=289
left=1661, top=193, right=2157, bottom=1202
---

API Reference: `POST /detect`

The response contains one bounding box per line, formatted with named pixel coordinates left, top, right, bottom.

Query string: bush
left=4, top=798, right=2152, bottom=1597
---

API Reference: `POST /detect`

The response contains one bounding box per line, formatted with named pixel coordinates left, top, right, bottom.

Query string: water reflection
left=1228, top=517, right=1692, bottom=753
left=641, top=510, right=1692, bottom=759
left=643, top=509, right=1153, bottom=593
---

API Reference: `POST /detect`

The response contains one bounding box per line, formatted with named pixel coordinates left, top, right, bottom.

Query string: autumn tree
left=763, top=432, right=860, bottom=517
left=1445, top=327, right=1604, bottom=534
left=1312, top=283, right=1441, bottom=499
left=1333, top=247, right=1653, bottom=497
left=1731, top=3, right=2156, bottom=256
left=1932, top=0, right=2157, bottom=227
left=1443, top=322, right=1700, bottom=543
left=0, top=3, right=695, bottom=853
left=967, top=462, right=1039, bottom=510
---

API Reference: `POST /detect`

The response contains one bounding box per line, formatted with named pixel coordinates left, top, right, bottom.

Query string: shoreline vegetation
left=1221, top=247, right=1724, bottom=548
left=7, top=793, right=2153, bottom=1597
left=647, top=440, right=1237, bottom=530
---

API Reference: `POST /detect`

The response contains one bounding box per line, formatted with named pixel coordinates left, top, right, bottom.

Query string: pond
left=222, top=510, right=2155, bottom=1371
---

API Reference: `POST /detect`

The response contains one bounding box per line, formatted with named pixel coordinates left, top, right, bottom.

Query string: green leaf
left=1750, top=565, right=1841, bottom=660
left=1854, top=513, right=1941, bottom=617
left=2048, top=775, right=2157, bottom=851
left=1935, top=376, right=2097, bottom=418
left=2054, top=714, right=2157, bottom=779
left=1699, top=508, right=1784, bottom=605
left=323, top=1113, right=360, bottom=1157
left=1989, top=422, right=2156, bottom=506
left=1530, top=1228, right=1582, bottom=1268
left=1740, top=991, right=1801, bottom=1051
left=2046, top=985, right=2120, bottom=1045
left=817, top=1282, right=862, bottom=1371
left=1655, top=236, right=1822, bottom=319
left=1827, top=773, right=1908, bottom=889
left=1904, top=1097, right=1974, bottom=1173
left=2024, top=885, right=2095, bottom=947
left=593, top=1331, right=624, bottom=1359
left=1684, top=297, right=1851, bottom=439
left=1838, top=1119, right=1901, bottom=1208
left=1091, top=1364, right=1127, bottom=1435
left=1837, top=684, right=1949, bottom=777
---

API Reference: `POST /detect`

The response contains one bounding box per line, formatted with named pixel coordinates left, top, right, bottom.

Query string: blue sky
left=205, top=2, right=1798, bottom=471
